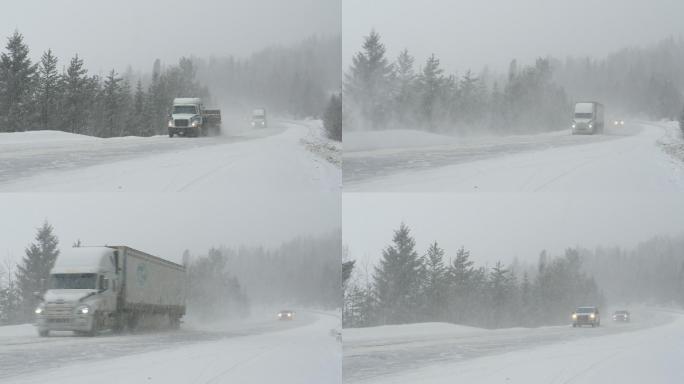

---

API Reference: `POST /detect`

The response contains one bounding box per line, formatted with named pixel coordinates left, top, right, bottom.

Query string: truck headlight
left=35, top=306, right=44, bottom=315
left=192, top=120, right=199, bottom=127
left=168, top=120, right=173, bottom=128
left=571, top=123, right=576, bottom=128
left=572, top=313, right=577, bottom=319
left=588, top=124, right=593, bottom=128
left=590, top=313, right=595, bottom=319
left=76, top=305, right=90, bottom=315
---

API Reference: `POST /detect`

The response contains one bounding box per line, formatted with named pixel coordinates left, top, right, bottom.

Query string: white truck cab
left=35, top=247, right=117, bottom=336
left=168, top=98, right=221, bottom=137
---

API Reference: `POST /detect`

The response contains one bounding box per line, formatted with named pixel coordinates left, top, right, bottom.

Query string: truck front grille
left=174, top=119, right=189, bottom=127
left=44, top=302, right=74, bottom=318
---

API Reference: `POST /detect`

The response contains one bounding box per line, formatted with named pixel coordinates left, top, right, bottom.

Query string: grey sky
left=343, top=0, right=684, bottom=75
left=0, top=192, right=339, bottom=266
left=0, top=0, right=339, bottom=75
left=343, top=193, right=684, bottom=267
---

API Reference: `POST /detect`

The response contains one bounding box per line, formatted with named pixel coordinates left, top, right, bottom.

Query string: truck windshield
left=49, top=273, right=97, bottom=289
left=173, top=105, right=197, bottom=114
left=576, top=307, right=595, bottom=313
left=574, top=113, right=593, bottom=119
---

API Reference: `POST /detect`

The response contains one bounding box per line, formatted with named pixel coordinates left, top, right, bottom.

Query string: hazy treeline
left=555, top=37, right=684, bottom=120
left=580, top=235, right=684, bottom=307
left=194, top=36, right=341, bottom=119
left=187, top=230, right=341, bottom=311
left=345, top=31, right=684, bottom=135
left=0, top=30, right=341, bottom=137
left=0, top=31, right=208, bottom=137
left=343, top=223, right=603, bottom=329
left=344, top=30, right=570, bottom=134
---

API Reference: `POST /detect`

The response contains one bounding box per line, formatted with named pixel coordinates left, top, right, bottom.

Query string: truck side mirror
left=33, top=291, right=43, bottom=300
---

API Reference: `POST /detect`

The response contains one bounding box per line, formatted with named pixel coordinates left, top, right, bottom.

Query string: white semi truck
left=571, top=101, right=604, bottom=135
left=167, top=97, right=221, bottom=137
left=34, top=246, right=186, bottom=336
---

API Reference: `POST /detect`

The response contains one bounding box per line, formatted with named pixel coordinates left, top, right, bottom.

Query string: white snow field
left=343, top=308, right=683, bottom=384
left=0, top=120, right=340, bottom=192
left=344, top=121, right=684, bottom=193
left=1, top=310, right=340, bottom=384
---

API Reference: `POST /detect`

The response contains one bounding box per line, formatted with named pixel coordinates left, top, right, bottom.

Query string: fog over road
left=344, top=308, right=681, bottom=384
left=0, top=120, right=340, bottom=193
left=344, top=122, right=684, bottom=194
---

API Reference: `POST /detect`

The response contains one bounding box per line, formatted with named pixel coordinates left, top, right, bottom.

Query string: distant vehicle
left=34, top=246, right=186, bottom=337
left=612, top=310, right=630, bottom=322
left=277, top=309, right=295, bottom=320
left=168, top=97, right=221, bottom=137
left=613, top=119, right=625, bottom=126
left=572, top=306, right=601, bottom=327
left=251, top=108, right=268, bottom=128
left=571, top=102, right=604, bottom=135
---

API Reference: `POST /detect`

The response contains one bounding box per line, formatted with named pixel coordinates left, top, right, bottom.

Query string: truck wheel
left=170, top=315, right=181, bottom=330
left=168, top=130, right=174, bottom=138
left=38, top=329, right=49, bottom=337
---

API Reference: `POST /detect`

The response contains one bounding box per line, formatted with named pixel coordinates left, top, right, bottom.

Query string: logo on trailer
left=136, top=263, right=148, bottom=286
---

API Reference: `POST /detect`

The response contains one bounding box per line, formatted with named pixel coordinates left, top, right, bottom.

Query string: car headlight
left=277, top=313, right=282, bottom=317
left=287, top=313, right=292, bottom=317
left=588, top=124, right=593, bottom=128
left=76, top=305, right=90, bottom=315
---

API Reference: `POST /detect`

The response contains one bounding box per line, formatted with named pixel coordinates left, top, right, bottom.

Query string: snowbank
left=0, top=130, right=98, bottom=145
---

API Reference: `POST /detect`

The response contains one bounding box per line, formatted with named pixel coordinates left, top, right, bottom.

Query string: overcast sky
left=0, top=192, right=339, bottom=266
left=343, top=0, right=684, bottom=75
left=343, top=192, right=684, bottom=268
left=0, top=0, right=339, bottom=75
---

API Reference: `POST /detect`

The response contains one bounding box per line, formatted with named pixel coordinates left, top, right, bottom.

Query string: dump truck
left=571, top=101, right=604, bottom=135
left=168, top=97, right=221, bottom=137
left=34, top=246, right=186, bottom=336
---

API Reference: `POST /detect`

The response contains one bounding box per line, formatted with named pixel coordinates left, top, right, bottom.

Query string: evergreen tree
left=0, top=258, right=21, bottom=324
left=16, top=221, right=60, bottom=320
left=342, top=260, right=355, bottom=287
left=0, top=31, right=36, bottom=132
left=373, top=223, right=424, bottom=324
left=101, top=70, right=123, bottom=137
left=61, top=55, right=89, bottom=134
left=35, top=50, right=60, bottom=130
left=422, top=241, right=448, bottom=320
left=393, top=49, right=417, bottom=125
left=323, top=92, right=342, bottom=141
left=418, top=54, right=450, bottom=131
left=344, top=30, right=394, bottom=130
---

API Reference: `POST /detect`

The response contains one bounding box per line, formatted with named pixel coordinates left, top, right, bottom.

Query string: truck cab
left=251, top=108, right=268, bottom=128
left=572, top=306, right=601, bottom=327
left=571, top=102, right=604, bottom=135
left=35, top=247, right=117, bottom=336
left=168, top=98, right=205, bottom=137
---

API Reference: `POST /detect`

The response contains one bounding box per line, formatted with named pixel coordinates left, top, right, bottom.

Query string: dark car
left=277, top=309, right=295, bottom=320
left=572, top=306, right=600, bottom=327
left=612, top=310, right=630, bottom=322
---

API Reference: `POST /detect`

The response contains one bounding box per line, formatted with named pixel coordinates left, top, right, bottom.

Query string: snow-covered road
left=343, top=308, right=681, bottom=384
left=344, top=122, right=684, bottom=193
left=1, top=310, right=340, bottom=384
left=0, top=120, right=340, bottom=193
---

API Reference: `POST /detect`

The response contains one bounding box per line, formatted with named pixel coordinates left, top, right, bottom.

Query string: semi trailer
left=34, top=245, right=186, bottom=336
